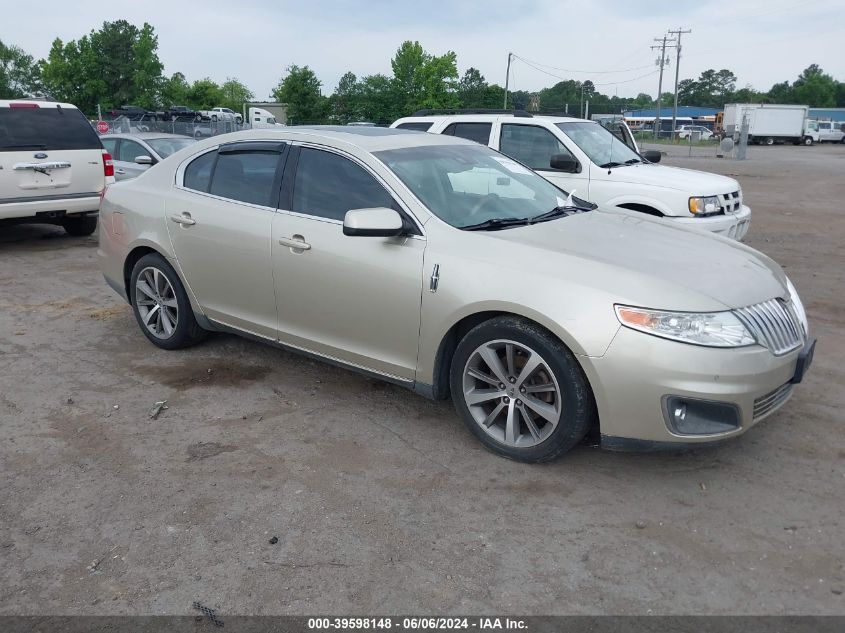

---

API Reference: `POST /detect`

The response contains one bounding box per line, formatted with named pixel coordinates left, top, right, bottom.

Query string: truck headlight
left=689, top=195, right=720, bottom=216
left=615, top=305, right=756, bottom=348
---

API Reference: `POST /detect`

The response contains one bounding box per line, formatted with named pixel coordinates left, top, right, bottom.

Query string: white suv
left=0, top=100, right=113, bottom=235
left=392, top=111, right=751, bottom=240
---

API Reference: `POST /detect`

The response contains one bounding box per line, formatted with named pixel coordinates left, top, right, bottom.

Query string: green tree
left=187, top=78, right=223, bottom=110
left=329, top=71, right=361, bottom=123
left=271, top=64, right=327, bottom=124
left=160, top=72, right=190, bottom=107
left=39, top=20, right=163, bottom=113
left=766, top=80, right=793, bottom=103
left=0, top=40, right=40, bottom=97
left=458, top=67, right=487, bottom=107
left=219, top=77, right=254, bottom=113
left=389, top=41, right=458, bottom=114
left=357, top=74, right=401, bottom=124
left=792, top=64, right=836, bottom=107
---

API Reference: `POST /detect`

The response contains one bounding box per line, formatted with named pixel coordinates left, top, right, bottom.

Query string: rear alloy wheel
left=62, top=215, right=98, bottom=236
left=130, top=253, right=207, bottom=350
left=450, top=316, right=595, bottom=462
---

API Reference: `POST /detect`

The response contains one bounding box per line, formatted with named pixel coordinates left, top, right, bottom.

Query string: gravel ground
left=1, top=143, right=843, bottom=615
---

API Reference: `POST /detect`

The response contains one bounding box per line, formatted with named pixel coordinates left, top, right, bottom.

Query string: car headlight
left=689, top=195, right=720, bottom=216
left=785, top=277, right=808, bottom=335
left=615, top=305, right=756, bottom=348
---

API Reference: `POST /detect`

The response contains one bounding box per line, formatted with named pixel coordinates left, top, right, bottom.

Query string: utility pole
left=668, top=28, right=691, bottom=141
left=651, top=35, right=675, bottom=139
left=503, top=52, right=513, bottom=109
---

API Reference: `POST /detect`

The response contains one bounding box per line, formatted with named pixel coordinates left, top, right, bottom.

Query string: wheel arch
left=616, top=202, right=665, bottom=217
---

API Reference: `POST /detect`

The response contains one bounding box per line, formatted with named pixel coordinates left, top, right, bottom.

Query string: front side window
left=292, top=147, right=394, bottom=221
left=118, top=140, right=148, bottom=163
left=556, top=121, right=642, bottom=167
left=442, top=122, right=492, bottom=145
left=499, top=124, right=574, bottom=171
left=209, top=151, right=281, bottom=207
left=376, top=144, right=572, bottom=229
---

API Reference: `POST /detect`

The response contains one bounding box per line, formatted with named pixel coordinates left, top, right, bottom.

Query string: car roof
left=394, top=113, right=587, bottom=125
left=193, top=126, right=479, bottom=152
left=101, top=132, right=195, bottom=141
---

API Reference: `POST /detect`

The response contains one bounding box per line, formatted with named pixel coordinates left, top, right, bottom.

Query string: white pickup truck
left=198, top=107, right=243, bottom=124
left=392, top=111, right=751, bottom=240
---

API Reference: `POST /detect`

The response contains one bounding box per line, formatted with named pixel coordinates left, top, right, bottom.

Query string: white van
left=391, top=111, right=751, bottom=240
left=0, top=100, right=113, bottom=235
left=248, top=107, right=284, bottom=129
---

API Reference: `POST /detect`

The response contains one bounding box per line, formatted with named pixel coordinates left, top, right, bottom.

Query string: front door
left=272, top=146, right=425, bottom=381
left=495, top=122, right=591, bottom=199
left=113, top=138, right=152, bottom=180
left=166, top=143, right=287, bottom=339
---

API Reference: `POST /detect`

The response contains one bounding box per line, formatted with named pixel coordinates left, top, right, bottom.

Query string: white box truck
left=723, top=103, right=815, bottom=145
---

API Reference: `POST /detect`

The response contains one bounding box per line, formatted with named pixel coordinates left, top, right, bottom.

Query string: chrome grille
left=734, top=298, right=804, bottom=355
left=753, top=382, right=794, bottom=420
left=718, top=190, right=742, bottom=214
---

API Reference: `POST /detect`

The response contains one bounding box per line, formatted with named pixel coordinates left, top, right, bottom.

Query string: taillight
left=103, top=151, right=114, bottom=177
left=10, top=102, right=39, bottom=109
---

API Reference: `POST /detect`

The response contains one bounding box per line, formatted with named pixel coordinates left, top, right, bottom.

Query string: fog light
left=662, top=396, right=741, bottom=436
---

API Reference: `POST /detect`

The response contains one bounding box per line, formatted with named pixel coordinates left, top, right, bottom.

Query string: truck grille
left=718, top=190, right=742, bottom=214
left=753, top=382, right=794, bottom=421
left=734, top=298, right=804, bottom=356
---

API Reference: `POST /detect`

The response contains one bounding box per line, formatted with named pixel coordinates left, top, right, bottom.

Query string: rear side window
left=0, top=106, right=102, bottom=151
left=183, top=151, right=216, bottom=192
left=292, top=147, right=394, bottom=221
left=442, top=122, right=492, bottom=145
left=396, top=122, right=433, bottom=132
left=209, top=151, right=280, bottom=207
left=101, top=138, right=119, bottom=156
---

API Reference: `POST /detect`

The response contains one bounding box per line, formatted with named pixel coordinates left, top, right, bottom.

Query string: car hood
left=602, top=163, right=740, bottom=195
left=484, top=209, right=786, bottom=310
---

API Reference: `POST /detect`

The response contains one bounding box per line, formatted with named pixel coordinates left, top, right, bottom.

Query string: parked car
left=107, top=105, right=162, bottom=121
left=163, top=106, right=204, bottom=122
left=100, top=133, right=197, bottom=181
left=391, top=111, right=751, bottom=240
left=1, top=99, right=113, bottom=235
left=676, top=125, right=714, bottom=140
left=198, top=107, right=243, bottom=124
left=99, top=127, right=814, bottom=462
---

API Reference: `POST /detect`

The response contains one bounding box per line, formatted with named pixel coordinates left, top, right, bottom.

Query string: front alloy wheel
left=462, top=339, right=561, bottom=447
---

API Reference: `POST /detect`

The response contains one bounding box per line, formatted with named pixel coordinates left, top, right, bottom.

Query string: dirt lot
left=1, top=143, right=844, bottom=616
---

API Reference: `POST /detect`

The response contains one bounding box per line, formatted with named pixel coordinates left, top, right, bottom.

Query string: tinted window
left=183, top=151, right=216, bottom=192
left=442, top=122, right=492, bottom=145
left=209, top=152, right=280, bottom=207
left=500, top=124, right=573, bottom=170
left=397, top=122, right=433, bottom=132
left=293, top=148, right=394, bottom=221
left=101, top=138, right=119, bottom=156
left=117, top=140, right=148, bottom=163
left=0, top=106, right=102, bottom=151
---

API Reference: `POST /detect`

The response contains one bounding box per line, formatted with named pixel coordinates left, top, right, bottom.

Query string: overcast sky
left=4, top=0, right=844, bottom=102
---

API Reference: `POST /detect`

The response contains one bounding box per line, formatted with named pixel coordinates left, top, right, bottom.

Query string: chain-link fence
left=97, top=114, right=251, bottom=139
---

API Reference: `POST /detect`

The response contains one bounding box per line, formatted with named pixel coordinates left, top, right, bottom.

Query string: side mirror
left=641, top=150, right=662, bottom=163
left=549, top=154, right=580, bottom=173
left=343, top=207, right=404, bottom=237
left=135, top=155, right=154, bottom=165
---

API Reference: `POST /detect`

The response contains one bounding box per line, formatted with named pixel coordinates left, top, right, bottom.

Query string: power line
left=510, top=54, right=654, bottom=75
left=513, top=55, right=660, bottom=86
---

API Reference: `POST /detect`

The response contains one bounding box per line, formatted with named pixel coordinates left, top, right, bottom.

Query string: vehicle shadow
left=0, top=223, right=97, bottom=249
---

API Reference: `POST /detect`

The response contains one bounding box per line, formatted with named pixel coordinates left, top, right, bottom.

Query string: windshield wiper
left=599, top=161, right=624, bottom=169
left=461, top=217, right=530, bottom=231
left=624, top=158, right=642, bottom=165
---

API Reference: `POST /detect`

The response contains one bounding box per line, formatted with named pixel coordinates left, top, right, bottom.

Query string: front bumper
left=669, top=204, right=751, bottom=240
left=579, top=326, right=811, bottom=448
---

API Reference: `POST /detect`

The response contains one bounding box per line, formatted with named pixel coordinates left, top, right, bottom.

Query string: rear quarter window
left=0, top=106, right=103, bottom=151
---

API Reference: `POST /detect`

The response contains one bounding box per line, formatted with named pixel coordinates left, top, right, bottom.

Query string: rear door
left=167, top=142, right=288, bottom=338
left=0, top=103, right=105, bottom=204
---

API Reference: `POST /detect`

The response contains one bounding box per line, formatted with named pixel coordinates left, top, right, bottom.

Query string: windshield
left=556, top=121, right=642, bottom=167
left=375, top=144, right=574, bottom=229
left=146, top=137, right=196, bottom=158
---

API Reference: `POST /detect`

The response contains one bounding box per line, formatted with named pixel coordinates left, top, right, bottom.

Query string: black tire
left=764, top=137, right=774, bottom=146
left=449, top=316, right=596, bottom=463
left=62, top=215, right=98, bottom=236
left=804, top=136, right=814, bottom=146
left=129, top=253, right=207, bottom=350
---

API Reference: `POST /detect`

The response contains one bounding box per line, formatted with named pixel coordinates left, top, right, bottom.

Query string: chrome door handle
left=278, top=236, right=311, bottom=251
left=169, top=213, right=196, bottom=226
